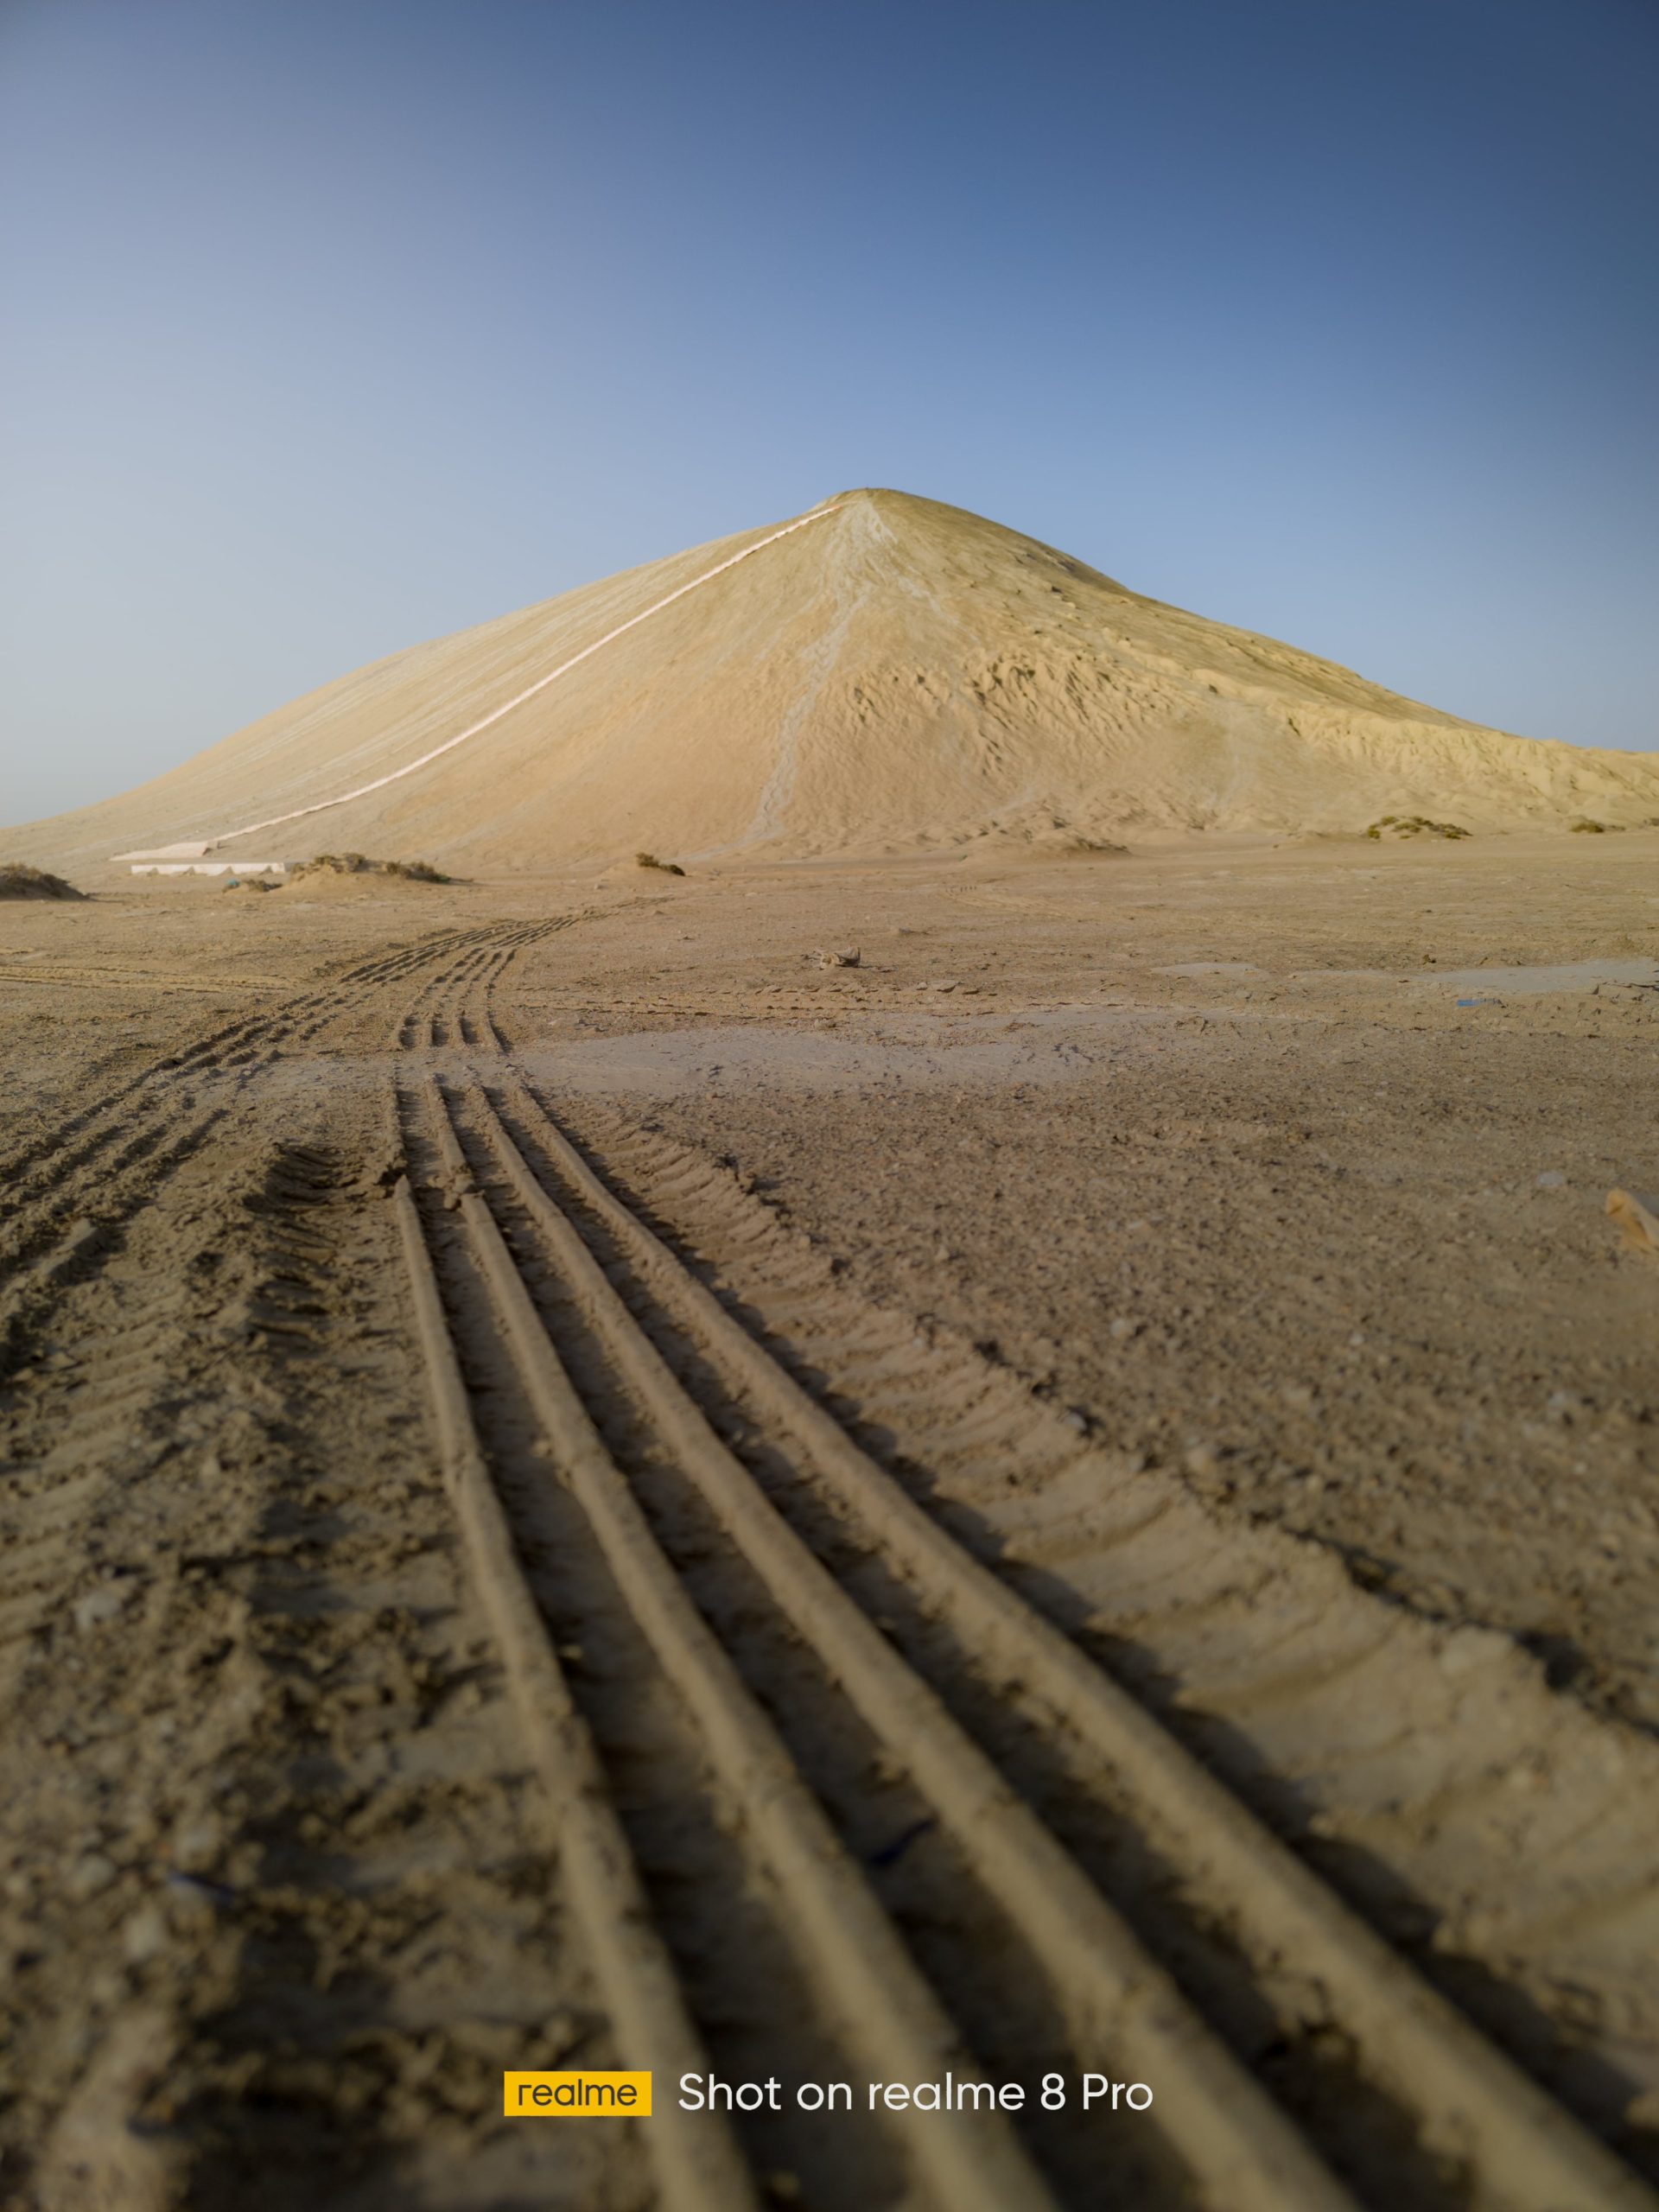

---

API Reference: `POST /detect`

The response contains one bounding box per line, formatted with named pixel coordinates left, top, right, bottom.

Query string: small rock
left=72, top=1585, right=134, bottom=1632
left=1184, top=1442, right=1220, bottom=1478
left=165, top=1882, right=219, bottom=1936
left=171, top=1816, right=222, bottom=1872
left=67, top=1853, right=118, bottom=1901
left=122, top=1904, right=168, bottom=1965
left=1109, top=1316, right=1139, bottom=1341
left=1607, top=1187, right=1659, bottom=1251
left=1535, top=1171, right=1567, bottom=1189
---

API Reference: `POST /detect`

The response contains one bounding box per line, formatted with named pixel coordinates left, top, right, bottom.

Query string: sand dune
left=9, top=487, right=1658, bottom=874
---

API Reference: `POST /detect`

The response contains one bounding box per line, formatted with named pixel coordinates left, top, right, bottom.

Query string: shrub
left=1364, top=816, right=1470, bottom=841
left=290, top=853, right=451, bottom=881
left=0, top=861, right=84, bottom=900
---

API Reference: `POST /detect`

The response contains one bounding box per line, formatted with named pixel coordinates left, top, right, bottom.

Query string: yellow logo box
left=504, top=2071, right=652, bottom=2118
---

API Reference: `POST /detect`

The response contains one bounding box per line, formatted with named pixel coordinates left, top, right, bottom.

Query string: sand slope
left=9, top=488, right=1658, bottom=873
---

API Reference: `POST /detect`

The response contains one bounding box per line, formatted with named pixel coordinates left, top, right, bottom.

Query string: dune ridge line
left=212, top=500, right=843, bottom=848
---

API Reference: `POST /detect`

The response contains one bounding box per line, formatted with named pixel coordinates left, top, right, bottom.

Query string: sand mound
left=288, top=852, right=450, bottom=884
left=283, top=855, right=454, bottom=900
left=0, top=862, right=84, bottom=900
left=9, top=489, right=1659, bottom=876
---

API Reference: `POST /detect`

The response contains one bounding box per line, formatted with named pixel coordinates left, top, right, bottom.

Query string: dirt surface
left=2, top=832, right=1657, bottom=2211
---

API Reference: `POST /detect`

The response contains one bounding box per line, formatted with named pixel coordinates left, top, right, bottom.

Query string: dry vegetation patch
left=1365, top=814, right=1471, bottom=841
left=289, top=852, right=452, bottom=883
left=0, top=861, right=85, bottom=900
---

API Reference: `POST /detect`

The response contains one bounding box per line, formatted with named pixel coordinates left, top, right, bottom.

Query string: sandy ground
left=2, top=830, right=1657, bottom=2211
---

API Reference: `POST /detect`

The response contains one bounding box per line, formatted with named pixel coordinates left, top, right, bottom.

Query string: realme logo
left=504, top=2070, right=652, bottom=2117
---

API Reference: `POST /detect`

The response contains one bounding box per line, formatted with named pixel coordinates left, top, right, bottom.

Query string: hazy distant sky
left=3, top=0, right=1655, bottom=822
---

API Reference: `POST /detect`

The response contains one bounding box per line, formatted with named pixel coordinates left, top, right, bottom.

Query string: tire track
left=391, top=1170, right=761, bottom=2212
left=0, top=912, right=604, bottom=2206
left=397, top=1125, right=1063, bottom=2210
left=553, top=1103, right=1659, bottom=2128
left=0, top=928, right=541, bottom=1641
left=0, top=921, right=568, bottom=1379
left=400, top=1085, right=960, bottom=2207
left=18, top=906, right=1649, bottom=2206
left=395, top=1050, right=1657, bottom=2209
left=0, top=1057, right=629, bottom=2206
left=427, top=1071, right=1356, bottom=2209
left=0, top=918, right=533, bottom=1209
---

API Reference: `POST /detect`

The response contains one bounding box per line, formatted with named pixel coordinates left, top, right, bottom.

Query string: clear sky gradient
left=3, top=0, right=1654, bottom=823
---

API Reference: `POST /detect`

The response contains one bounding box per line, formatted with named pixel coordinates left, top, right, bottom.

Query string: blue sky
left=3, top=0, right=1654, bottom=821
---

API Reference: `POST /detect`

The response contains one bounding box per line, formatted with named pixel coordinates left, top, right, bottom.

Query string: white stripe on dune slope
left=211, top=501, right=843, bottom=849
